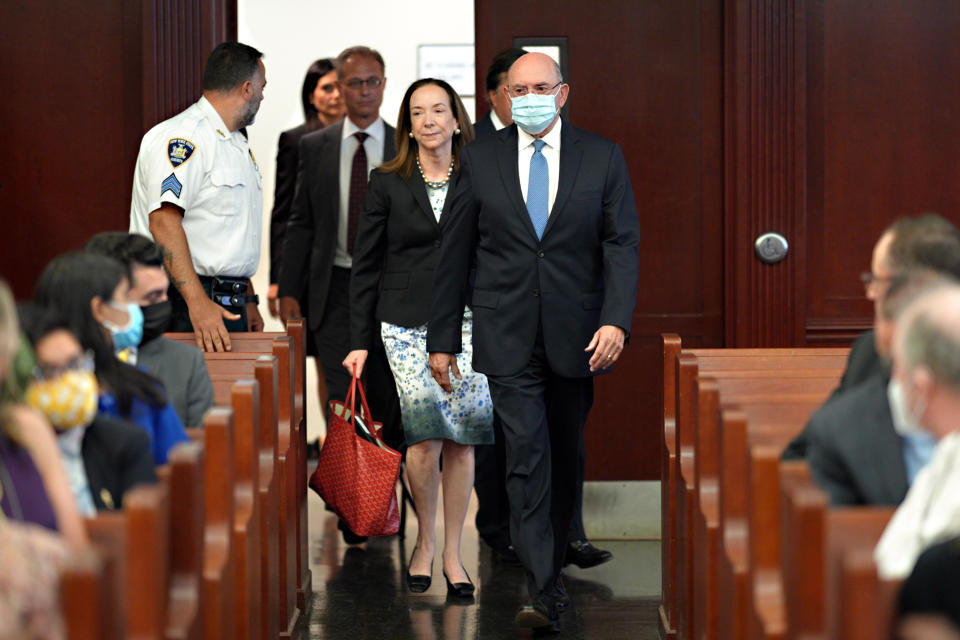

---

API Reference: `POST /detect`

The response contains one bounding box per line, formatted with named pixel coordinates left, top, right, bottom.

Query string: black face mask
left=139, top=300, right=172, bottom=345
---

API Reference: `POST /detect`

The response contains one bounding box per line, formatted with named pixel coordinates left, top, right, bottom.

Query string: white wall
left=238, top=0, right=475, bottom=439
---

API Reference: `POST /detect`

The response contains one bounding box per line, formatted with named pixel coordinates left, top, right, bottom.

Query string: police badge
left=167, top=138, right=196, bottom=168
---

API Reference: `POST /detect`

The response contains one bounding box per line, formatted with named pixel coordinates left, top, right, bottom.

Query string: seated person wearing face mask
left=33, top=252, right=189, bottom=465
left=21, top=307, right=156, bottom=513
left=875, top=283, right=960, bottom=579
left=804, top=270, right=951, bottom=506
left=84, top=232, right=214, bottom=429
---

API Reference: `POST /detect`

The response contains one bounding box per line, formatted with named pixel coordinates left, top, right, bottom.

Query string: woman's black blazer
left=349, top=167, right=459, bottom=350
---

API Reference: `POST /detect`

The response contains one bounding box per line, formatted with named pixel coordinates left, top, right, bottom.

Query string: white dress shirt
left=335, top=117, right=386, bottom=268
left=489, top=108, right=507, bottom=131
left=875, top=429, right=960, bottom=579
left=518, top=119, right=562, bottom=217
left=129, top=96, right=263, bottom=277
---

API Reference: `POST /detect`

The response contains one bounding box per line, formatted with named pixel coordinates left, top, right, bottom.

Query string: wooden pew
left=660, top=334, right=682, bottom=639
left=201, top=408, right=236, bottom=640
left=60, top=549, right=111, bottom=640
left=166, top=441, right=204, bottom=640
left=670, top=346, right=846, bottom=640
left=230, top=379, right=263, bottom=640
left=125, top=483, right=170, bottom=639
left=84, top=511, right=128, bottom=640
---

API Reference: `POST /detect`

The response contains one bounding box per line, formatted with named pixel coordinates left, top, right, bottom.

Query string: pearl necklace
left=416, top=156, right=454, bottom=189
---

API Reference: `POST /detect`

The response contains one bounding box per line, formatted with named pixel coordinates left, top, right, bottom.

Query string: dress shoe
left=564, top=539, right=613, bottom=569
left=407, top=548, right=432, bottom=593
left=443, top=567, right=476, bottom=598
left=514, top=595, right=559, bottom=633
left=306, top=437, right=321, bottom=460
left=337, top=519, right=367, bottom=545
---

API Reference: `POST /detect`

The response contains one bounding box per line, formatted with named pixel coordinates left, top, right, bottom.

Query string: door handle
left=754, top=232, right=788, bottom=264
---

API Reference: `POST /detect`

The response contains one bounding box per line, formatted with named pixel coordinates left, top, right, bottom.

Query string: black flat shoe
left=443, top=567, right=475, bottom=598
left=564, top=539, right=613, bottom=569
left=407, top=549, right=432, bottom=593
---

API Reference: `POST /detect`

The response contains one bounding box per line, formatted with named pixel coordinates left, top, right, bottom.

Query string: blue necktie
left=526, top=139, right=549, bottom=239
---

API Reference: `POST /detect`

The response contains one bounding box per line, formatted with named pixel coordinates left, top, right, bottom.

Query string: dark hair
left=85, top=232, right=165, bottom=283
left=379, top=78, right=474, bottom=180
left=202, top=41, right=264, bottom=92
left=300, top=58, right=337, bottom=121
left=885, top=214, right=960, bottom=275
left=18, top=303, right=74, bottom=353
left=485, top=48, right=527, bottom=94
left=335, top=46, right=385, bottom=79
left=33, top=252, right=166, bottom=415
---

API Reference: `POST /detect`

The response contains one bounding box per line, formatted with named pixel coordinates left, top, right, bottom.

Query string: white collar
left=489, top=109, right=507, bottom=131
left=197, top=96, right=237, bottom=141
left=517, top=117, right=563, bottom=152
left=343, top=116, right=385, bottom=143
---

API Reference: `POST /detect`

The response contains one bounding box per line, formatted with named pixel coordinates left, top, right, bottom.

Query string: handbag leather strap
left=346, top=365, right=385, bottom=447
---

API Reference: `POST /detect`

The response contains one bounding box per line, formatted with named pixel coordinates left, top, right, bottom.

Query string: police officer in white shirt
left=129, top=42, right=266, bottom=352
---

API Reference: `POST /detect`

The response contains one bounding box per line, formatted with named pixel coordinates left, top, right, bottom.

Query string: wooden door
left=475, top=0, right=726, bottom=480
left=724, top=0, right=960, bottom=349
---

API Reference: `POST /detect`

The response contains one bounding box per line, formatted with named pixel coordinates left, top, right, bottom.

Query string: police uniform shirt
left=129, top=96, right=263, bottom=278
left=333, top=116, right=385, bottom=269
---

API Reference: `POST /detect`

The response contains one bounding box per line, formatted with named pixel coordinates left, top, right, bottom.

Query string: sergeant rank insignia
left=160, top=173, right=183, bottom=198
left=167, top=138, right=196, bottom=168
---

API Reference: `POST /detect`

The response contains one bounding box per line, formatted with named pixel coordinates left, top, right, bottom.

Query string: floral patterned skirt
left=380, top=309, right=494, bottom=446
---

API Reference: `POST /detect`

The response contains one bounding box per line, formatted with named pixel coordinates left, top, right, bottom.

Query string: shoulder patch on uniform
left=160, top=173, right=183, bottom=198
left=167, top=138, right=196, bottom=168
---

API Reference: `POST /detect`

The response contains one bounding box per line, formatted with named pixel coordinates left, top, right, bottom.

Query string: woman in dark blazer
left=343, top=79, right=492, bottom=597
left=267, top=58, right=344, bottom=320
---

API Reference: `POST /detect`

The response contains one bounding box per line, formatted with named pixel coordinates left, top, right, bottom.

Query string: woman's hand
left=342, top=350, right=369, bottom=377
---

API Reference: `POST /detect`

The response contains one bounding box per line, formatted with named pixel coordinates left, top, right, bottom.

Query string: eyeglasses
left=860, top=271, right=892, bottom=291
left=344, top=76, right=384, bottom=91
left=507, top=81, right=561, bottom=98
left=33, top=350, right=95, bottom=382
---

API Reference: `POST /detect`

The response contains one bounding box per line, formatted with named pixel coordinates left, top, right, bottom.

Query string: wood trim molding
left=724, top=0, right=808, bottom=347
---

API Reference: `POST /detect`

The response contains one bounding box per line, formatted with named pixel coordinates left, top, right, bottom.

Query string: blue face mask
left=103, top=302, right=144, bottom=351
left=510, top=89, right=560, bottom=135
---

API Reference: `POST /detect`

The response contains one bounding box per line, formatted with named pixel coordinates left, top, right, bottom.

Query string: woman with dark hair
left=34, top=252, right=188, bottom=464
left=343, top=78, right=490, bottom=597
left=268, top=57, right=344, bottom=319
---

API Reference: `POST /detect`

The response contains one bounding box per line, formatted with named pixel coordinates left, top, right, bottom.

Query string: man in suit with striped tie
left=428, top=52, right=641, bottom=632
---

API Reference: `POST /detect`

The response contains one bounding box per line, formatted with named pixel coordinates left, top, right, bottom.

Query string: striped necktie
left=526, top=139, right=548, bottom=239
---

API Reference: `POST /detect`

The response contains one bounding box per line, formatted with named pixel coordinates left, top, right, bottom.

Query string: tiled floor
left=303, top=490, right=661, bottom=639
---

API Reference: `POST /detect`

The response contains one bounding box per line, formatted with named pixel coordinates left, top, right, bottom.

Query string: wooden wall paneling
left=803, top=0, right=960, bottom=345
left=724, top=0, right=807, bottom=348
left=475, top=0, right=725, bottom=480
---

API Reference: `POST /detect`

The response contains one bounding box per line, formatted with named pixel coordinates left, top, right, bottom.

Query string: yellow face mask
left=26, top=370, right=99, bottom=431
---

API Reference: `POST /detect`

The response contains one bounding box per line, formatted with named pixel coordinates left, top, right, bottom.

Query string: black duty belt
left=198, top=275, right=259, bottom=307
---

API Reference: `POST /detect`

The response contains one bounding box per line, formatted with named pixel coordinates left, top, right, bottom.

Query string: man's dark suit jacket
left=83, top=414, right=157, bottom=510
left=427, top=122, right=641, bottom=378
left=781, top=329, right=885, bottom=459
left=473, top=112, right=496, bottom=140
left=270, top=119, right=324, bottom=284
left=277, top=120, right=397, bottom=330
left=806, top=372, right=908, bottom=506
left=349, top=168, right=460, bottom=350
left=138, top=336, right=213, bottom=428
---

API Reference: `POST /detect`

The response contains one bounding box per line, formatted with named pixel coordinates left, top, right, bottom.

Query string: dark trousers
left=486, top=331, right=594, bottom=598
left=168, top=277, right=249, bottom=333
left=313, top=268, right=404, bottom=450
left=474, top=415, right=588, bottom=550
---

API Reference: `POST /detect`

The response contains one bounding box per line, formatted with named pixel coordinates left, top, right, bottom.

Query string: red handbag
left=309, top=369, right=401, bottom=537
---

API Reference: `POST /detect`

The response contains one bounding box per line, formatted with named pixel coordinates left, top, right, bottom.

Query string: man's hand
left=429, top=353, right=462, bottom=393
left=585, top=325, right=626, bottom=372
left=247, top=302, right=264, bottom=332
left=342, top=350, right=369, bottom=377
left=189, top=296, right=240, bottom=352
left=278, top=296, right=302, bottom=326
left=267, top=283, right=280, bottom=318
